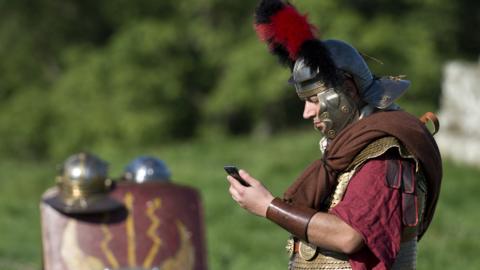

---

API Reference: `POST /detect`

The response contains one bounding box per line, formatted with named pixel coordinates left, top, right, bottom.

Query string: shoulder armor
left=347, top=136, right=418, bottom=171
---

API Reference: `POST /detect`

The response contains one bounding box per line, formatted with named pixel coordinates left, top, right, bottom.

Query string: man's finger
left=227, top=175, right=245, bottom=191
left=229, top=185, right=241, bottom=201
left=239, top=169, right=259, bottom=186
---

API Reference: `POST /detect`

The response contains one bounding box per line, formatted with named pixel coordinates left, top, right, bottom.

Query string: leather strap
left=401, top=159, right=418, bottom=227
left=386, top=158, right=419, bottom=227
left=266, top=198, right=317, bottom=242
left=293, top=240, right=300, bottom=253
left=419, top=112, right=440, bottom=135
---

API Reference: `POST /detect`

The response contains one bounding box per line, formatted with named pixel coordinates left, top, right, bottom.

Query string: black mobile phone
left=224, top=165, right=250, bottom=187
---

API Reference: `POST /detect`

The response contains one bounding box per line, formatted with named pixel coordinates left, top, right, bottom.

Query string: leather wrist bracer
left=266, top=197, right=317, bottom=242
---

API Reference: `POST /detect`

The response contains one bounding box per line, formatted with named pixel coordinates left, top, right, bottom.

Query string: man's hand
left=227, top=169, right=274, bottom=217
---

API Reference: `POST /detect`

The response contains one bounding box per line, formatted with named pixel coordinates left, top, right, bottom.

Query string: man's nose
left=303, top=101, right=316, bottom=119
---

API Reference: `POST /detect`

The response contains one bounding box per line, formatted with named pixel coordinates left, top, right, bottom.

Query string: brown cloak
left=284, top=110, right=442, bottom=239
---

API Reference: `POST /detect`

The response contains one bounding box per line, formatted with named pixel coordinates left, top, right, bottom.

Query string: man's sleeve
left=330, top=152, right=410, bottom=270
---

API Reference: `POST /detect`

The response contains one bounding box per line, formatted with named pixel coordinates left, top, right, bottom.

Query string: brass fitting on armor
left=266, top=198, right=317, bottom=242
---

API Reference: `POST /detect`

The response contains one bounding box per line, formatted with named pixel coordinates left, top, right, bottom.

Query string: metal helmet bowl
left=43, top=152, right=122, bottom=214
left=291, top=39, right=410, bottom=110
left=123, top=156, right=171, bottom=183
left=59, top=152, right=109, bottom=185
left=323, top=39, right=410, bottom=109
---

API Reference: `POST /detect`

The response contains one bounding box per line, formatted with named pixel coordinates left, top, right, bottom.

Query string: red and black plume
left=254, top=0, right=338, bottom=86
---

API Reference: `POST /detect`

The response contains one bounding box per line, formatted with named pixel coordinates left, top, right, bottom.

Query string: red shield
left=41, top=182, right=207, bottom=270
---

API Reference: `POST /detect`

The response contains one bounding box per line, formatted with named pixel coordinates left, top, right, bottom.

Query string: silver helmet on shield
left=123, top=156, right=171, bottom=183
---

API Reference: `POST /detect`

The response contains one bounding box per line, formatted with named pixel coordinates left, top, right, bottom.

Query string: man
left=227, top=0, right=442, bottom=269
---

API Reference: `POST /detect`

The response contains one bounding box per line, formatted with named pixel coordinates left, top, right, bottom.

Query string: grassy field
left=0, top=129, right=479, bottom=269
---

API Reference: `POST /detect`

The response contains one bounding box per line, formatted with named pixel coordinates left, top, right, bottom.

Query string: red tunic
left=330, top=152, right=413, bottom=270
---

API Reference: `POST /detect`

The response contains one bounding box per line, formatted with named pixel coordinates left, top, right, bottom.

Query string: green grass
left=0, top=129, right=479, bottom=269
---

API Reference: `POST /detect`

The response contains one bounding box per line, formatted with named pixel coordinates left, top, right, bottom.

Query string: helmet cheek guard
left=315, top=85, right=359, bottom=139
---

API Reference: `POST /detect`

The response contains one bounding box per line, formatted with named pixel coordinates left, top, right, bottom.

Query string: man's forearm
left=266, top=198, right=317, bottom=242
left=266, top=198, right=364, bottom=254
left=307, top=212, right=364, bottom=254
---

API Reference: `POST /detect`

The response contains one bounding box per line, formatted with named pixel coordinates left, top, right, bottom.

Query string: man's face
left=303, top=95, right=326, bottom=133
left=301, top=80, right=361, bottom=139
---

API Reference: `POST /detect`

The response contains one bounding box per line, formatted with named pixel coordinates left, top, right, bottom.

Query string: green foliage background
left=0, top=0, right=479, bottom=160
left=0, top=0, right=479, bottom=269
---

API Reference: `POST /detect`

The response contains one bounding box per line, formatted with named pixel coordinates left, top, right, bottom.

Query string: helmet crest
left=254, top=0, right=338, bottom=87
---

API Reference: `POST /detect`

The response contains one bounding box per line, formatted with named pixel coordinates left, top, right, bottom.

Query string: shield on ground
left=41, top=182, right=207, bottom=270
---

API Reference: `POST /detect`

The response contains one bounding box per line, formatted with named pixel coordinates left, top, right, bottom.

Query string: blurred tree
left=0, top=0, right=478, bottom=159
left=0, top=0, right=119, bottom=159
left=47, top=19, right=215, bottom=158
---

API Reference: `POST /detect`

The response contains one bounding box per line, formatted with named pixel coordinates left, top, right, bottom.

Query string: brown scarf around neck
left=283, top=110, right=442, bottom=239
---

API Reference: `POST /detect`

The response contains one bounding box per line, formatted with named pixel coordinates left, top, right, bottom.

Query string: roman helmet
left=123, top=156, right=171, bottom=183
left=43, top=152, right=122, bottom=214
left=254, top=0, right=410, bottom=139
